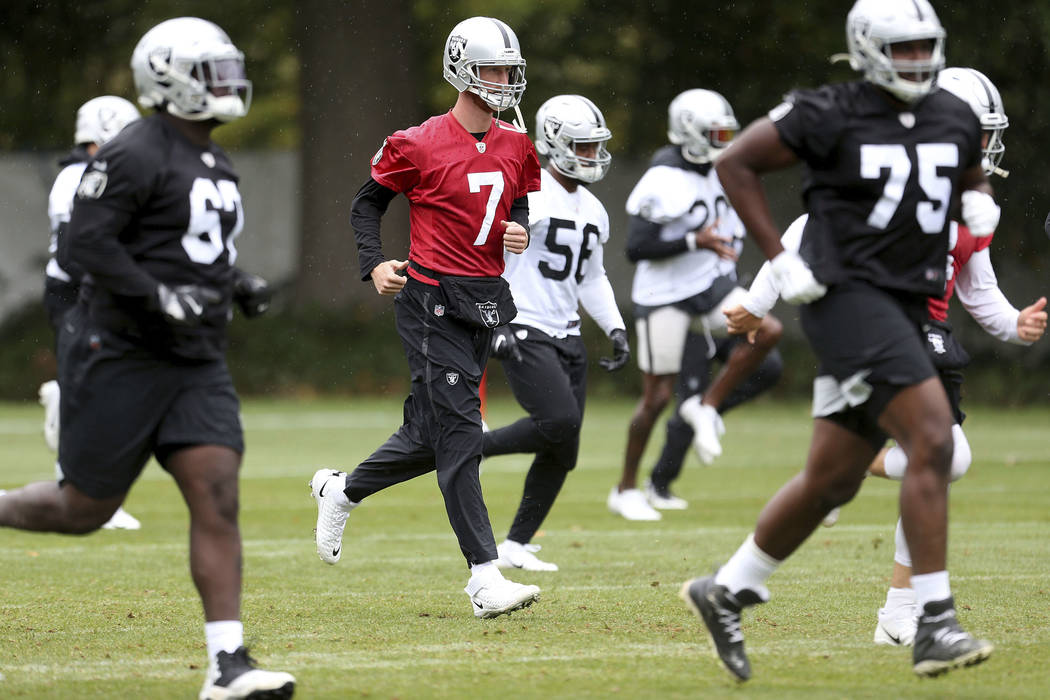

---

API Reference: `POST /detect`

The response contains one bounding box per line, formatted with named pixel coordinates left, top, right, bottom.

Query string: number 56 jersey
left=502, top=168, right=624, bottom=338
left=68, top=114, right=243, bottom=361
left=772, top=81, right=982, bottom=297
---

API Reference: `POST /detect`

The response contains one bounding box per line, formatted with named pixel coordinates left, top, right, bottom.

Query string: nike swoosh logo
left=887, top=632, right=902, bottom=644
left=332, top=547, right=340, bottom=557
left=319, top=480, right=329, bottom=498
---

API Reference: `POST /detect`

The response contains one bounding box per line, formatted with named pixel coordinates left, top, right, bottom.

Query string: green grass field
left=1, top=396, right=1048, bottom=699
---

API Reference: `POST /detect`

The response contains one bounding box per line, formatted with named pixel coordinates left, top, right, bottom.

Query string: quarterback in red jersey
left=310, top=16, right=544, bottom=620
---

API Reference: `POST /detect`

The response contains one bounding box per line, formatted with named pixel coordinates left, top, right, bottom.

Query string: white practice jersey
left=627, top=162, right=744, bottom=306
left=503, top=168, right=625, bottom=338
left=46, top=161, right=88, bottom=282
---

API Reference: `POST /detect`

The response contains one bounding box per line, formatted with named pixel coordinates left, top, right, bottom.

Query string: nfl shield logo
left=434, top=304, right=445, bottom=317
left=476, top=142, right=487, bottom=154
left=476, top=301, right=499, bottom=328
left=446, top=371, right=460, bottom=386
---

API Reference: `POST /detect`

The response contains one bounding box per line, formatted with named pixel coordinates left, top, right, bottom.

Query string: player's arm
left=350, top=177, right=408, bottom=295
left=955, top=247, right=1046, bottom=344
left=502, top=195, right=530, bottom=254
left=578, top=237, right=629, bottom=371
left=958, top=164, right=1000, bottom=238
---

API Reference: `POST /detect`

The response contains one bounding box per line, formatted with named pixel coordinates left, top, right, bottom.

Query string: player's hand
left=770, top=250, right=826, bottom=305
left=502, top=221, right=529, bottom=254
left=233, top=270, right=272, bottom=318
left=370, top=259, right=409, bottom=295
left=490, top=326, right=523, bottom=362
left=961, top=190, right=1000, bottom=237
left=155, top=283, right=221, bottom=326
left=724, top=304, right=763, bottom=343
left=1017, top=296, right=1047, bottom=343
left=692, top=220, right=738, bottom=261
left=599, top=328, right=631, bottom=372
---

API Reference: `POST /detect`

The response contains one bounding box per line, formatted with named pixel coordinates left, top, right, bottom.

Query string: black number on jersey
left=860, top=143, right=958, bottom=234
left=538, top=218, right=599, bottom=284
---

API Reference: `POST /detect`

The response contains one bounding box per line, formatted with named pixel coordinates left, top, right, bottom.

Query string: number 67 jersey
left=68, top=114, right=244, bottom=361
left=502, top=168, right=624, bottom=338
left=771, top=81, right=982, bottom=297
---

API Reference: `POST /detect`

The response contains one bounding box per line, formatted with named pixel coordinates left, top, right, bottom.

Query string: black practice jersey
left=68, top=114, right=243, bottom=361
left=772, top=81, right=981, bottom=296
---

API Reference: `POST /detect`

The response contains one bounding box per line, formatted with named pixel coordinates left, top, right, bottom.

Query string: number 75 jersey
left=771, top=81, right=982, bottom=296
left=502, top=168, right=622, bottom=337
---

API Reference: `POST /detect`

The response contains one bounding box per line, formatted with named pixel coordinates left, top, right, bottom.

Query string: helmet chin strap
left=512, top=105, right=526, bottom=132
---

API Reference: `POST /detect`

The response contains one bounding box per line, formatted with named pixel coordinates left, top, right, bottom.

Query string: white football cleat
left=310, top=468, right=352, bottom=564
left=38, top=380, right=60, bottom=453
left=496, top=540, right=558, bottom=572
left=645, top=480, right=688, bottom=510
left=607, top=487, right=661, bottom=521
left=199, top=646, right=295, bottom=700
left=102, top=507, right=141, bottom=530
left=821, top=507, right=841, bottom=527
left=465, top=576, right=540, bottom=619
left=874, top=593, right=919, bottom=646
left=678, top=395, right=725, bottom=465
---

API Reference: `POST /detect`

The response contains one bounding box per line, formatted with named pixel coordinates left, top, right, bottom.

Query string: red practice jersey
left=371, top=111, right=541, bottom=279
left=928, top=220, right=994, bottom=321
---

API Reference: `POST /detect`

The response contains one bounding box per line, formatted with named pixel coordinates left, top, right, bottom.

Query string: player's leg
left=680, top=417, right=875, bottom=681
left=161, top=362, right=293, bottom=699
left=0, top=480, right=124, bottom=533
left=614, top=306, right=688, bottom=520
left=493, top=335, right=587, bottom=572
left=680, top=288, right=783, bottom=464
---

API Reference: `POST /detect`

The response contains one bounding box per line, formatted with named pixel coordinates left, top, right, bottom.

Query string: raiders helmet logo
left=446, top=371, right=460, bottom=386
left=76, top=170, right=108, bottom=200
left=476, top=300, right=499, bottom=328
left=543, top=117, right=563, bottom=143
left=447, top=35, right=467, bottom=63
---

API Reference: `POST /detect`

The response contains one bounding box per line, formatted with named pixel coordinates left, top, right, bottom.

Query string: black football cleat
left=679, top=576, right=763, bottom=681
left=912, top=597, right=993, bottom=678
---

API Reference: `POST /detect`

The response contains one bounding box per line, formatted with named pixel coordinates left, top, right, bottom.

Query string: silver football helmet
left=74, top=96, right=141, bottom=146
left=667, top=89, right=739, bottom=164
left=938, top=67, right=1009, bottom=177
left=443, top=17, right=526, bottom=112
left=131, top=17, right=251, bottom=123
left=534, top=95, right=612, bottom=184
left=845, top=0, right=945, bottom=104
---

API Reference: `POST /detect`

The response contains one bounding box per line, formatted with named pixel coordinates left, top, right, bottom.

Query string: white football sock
left=884, top=586, right=916, bottom=607
left=469, top=560, right=504, bottom=585
left=714, top=533, right=777, bottom=601
left=893, top=517, right=912, bottom=567
left=883, top=445, right=908, bottom=481
left=911, top=571, right=951, bottom=609
left=205, top=620, right=243, bottom=660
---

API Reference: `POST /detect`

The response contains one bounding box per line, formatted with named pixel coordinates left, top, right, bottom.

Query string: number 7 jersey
left=370, top=111, right=541, bottom=278
left=771, top=81, right=982, bottom=296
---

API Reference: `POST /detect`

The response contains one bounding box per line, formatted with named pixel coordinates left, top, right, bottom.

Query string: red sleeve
left=519, top=139, right=542, bottom=198
left=974, top=228, right=995, bottom=253
left=370, top=133, right=419, bottom=193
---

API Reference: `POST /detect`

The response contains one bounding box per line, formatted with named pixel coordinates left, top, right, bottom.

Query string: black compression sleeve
left=509, top=195, right=530, bottom=232
left=624, top=214, right=690, bottom=263
left=351, top=177, right=398, bottom=281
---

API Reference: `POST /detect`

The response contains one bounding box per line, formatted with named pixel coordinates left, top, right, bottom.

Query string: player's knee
left=535, top=407, right=581, bottom=445
left=757, top=315, right=783, bottom=347
left=642, top=382, right=673, bottom=415
left=949, top=424, right=971, bottom=482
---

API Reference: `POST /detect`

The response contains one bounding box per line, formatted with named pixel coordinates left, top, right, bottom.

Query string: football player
left=680, top=0, right=997, bottom=681
left=310, top=16, right=542, bottom=619
left=609, top=88, right=784, bottom=521
left=0, top=18, right=293, bottom=700
left=40, top=95, right=143, bottom=531
left=481, top=94, right=629, bottom=572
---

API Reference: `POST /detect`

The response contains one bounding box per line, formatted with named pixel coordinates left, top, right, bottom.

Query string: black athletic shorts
left=56, top=305, right=243, bottom=499
left=801, top=281, right=937, bottom=449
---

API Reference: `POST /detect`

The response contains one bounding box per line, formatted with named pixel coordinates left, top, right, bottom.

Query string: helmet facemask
left=462, top=59, right=526, bottom=112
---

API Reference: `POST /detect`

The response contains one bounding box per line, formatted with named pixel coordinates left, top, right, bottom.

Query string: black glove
left=155, top=283, right=221, bottom=327
left=233, top=270, right=272, bottom=318
left=599, top=328, right=631, bottom=372
left=491, top=325, right=523, bottom=362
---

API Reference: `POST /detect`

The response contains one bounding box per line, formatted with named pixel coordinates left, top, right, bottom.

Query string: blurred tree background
left=2, top=0, right=1049, bottom=400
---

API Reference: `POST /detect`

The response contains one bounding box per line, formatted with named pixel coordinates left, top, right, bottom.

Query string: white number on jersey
left=182, top=178, right=244, bottom=264
left=467, top=171, right=505, bottom=246
left=860, top=143, right=959, bottom=234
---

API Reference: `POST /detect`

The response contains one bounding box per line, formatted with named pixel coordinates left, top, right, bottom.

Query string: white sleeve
left=624, top=166, right=696, bottom=223
left=955, top=247, right=1025, bottom=344
left=579, top=242, right=626, bottom=335
left=740, top=214, right=807, bottom=317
